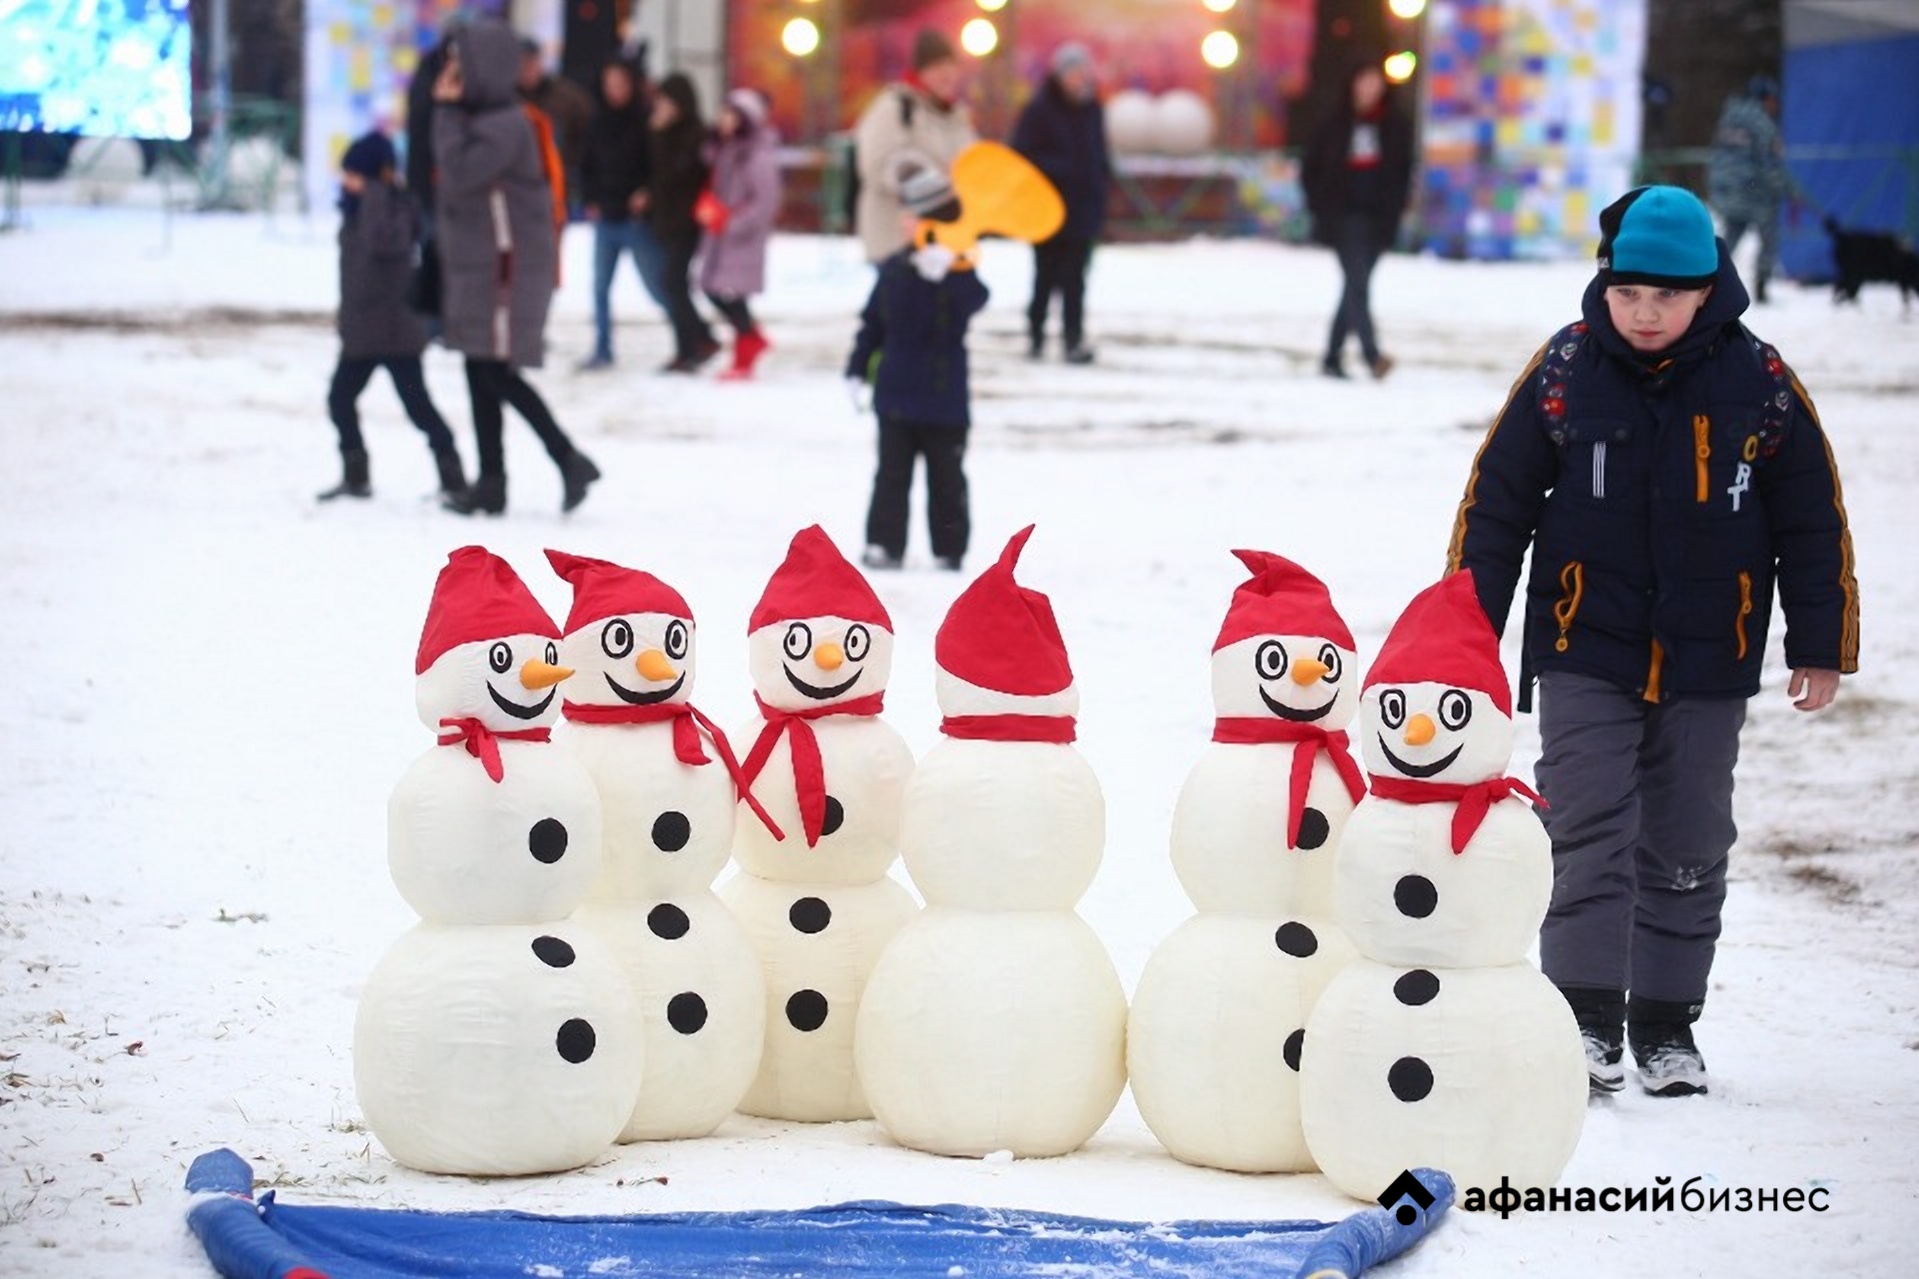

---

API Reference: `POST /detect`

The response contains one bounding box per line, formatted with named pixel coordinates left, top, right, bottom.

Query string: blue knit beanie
left=1597, top=185, right=1719, bottom=289
left=341, top=130, right=397, bottom=180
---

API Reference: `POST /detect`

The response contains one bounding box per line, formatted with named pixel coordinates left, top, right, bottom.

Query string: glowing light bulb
left=1201, top=30, right=1240, bottom=70
left=1383, top=50, right=1419, bottom=82
left=781, top=18, right=820, bottom=58
left=961, top=17, right=999, bottom=57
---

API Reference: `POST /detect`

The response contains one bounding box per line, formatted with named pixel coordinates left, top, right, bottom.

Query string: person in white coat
left=851, top=29, right=977, bottom=266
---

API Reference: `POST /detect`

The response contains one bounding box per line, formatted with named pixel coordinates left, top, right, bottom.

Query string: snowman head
left=933, top=525, right=1078, bottom=721
left=1209, top=550, right=1358, bottom=726
left=546, top=550, right=698, bottom=712
left=413, top=547, right=569, bottom=732
left=1359, top=571, right=1514, bottom=783
left=747, top=526, right=894, bottom=712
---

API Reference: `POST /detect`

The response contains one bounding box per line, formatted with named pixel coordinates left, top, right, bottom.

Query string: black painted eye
left=844, top=624, right=871, bottom=661
left=1255, top=639, right=1287, bottom=681
left=1318, top=643, right=1343, bottom=683
left=1379, top=688, right=1406, bottom=728
left=783, top=622, right=812, bottom=661
left=1438, top=689, right=1473, bottom=731
left=489, top=641, right=512, bottom=674
left=544, top=641, right=559, bottom=666
left=601, top=619, right=633, bottom=659
left=664, top=619, right=689, bottom=660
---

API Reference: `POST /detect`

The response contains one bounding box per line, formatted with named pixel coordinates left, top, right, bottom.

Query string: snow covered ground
left=2, top=199, right=1917, bottom=1278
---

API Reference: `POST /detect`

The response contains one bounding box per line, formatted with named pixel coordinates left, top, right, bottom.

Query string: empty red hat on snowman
left=1213, top=549, right=1355, bottom=652
left=748, top=525, right=892, bottom=633
left=545, top=549, right=693, bottom=632
left=1362, top=570, right=1512, bottom=715
left=415, top=546, right=559, bottom=675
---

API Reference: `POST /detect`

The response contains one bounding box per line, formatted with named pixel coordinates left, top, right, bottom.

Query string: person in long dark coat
left=646, top=72, right=719, bottom=373
left=431, top=18, right=599, bottom=515
left=1010, top=43, right=1111, bottom=363
left=320, top=131, right=465, bottom=504
left=1301, top=60, right=1415, bottom=380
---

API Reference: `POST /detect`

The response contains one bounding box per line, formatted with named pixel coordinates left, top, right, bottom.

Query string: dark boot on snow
left=444, top=474, right=506, bottom=516
left=560, top=451, right=601, bottom=513
left=433, top=449, right=467, bottom=499
left=318, top=449, right=371, bottom=501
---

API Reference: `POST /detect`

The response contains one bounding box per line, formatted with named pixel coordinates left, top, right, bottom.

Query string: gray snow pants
left=1535, top=671, right=1748, bottom=1005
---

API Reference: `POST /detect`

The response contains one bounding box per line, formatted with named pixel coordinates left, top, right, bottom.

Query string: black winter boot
left=1628, top=996, right=1708, bottom=1097
left=433, top=448, right=467, bottom=499
left=444, top=474, right=505, bottom=516
left=317, top=449, right=371, bottom=501
left=560, top=451, right=601, bottom=513
left=1561, top=986, right=1626, bottom=1095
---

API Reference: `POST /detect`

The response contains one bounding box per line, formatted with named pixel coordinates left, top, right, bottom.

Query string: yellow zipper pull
left=1693, top=415, right=1711, bottom=503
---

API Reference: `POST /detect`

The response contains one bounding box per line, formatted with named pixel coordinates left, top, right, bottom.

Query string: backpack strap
left=1535, top=320, right=1589, bottom=444
left=1743, top=327, right=1793, bottom=460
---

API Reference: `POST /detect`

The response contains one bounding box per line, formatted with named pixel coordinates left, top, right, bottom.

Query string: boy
left=321, top=130, right=466, bottom=503
left=845, top=164, right=988, bottom=571
left=1445, top=185, right=1859, bottom=1098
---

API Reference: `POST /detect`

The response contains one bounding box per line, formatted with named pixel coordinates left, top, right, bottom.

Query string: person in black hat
left=1446, top=184, right=1858, bottom=1102
left=1011, top=42, right=1112, bottom=364
left=319, top=129, right=466, bottom=504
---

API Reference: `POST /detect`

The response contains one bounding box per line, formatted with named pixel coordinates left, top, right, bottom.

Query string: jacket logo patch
left=1727, top=462, right=1752, bottom=512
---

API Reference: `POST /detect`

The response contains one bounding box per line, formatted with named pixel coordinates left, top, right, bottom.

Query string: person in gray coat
left=699, top=88, right=783, bottom=379
left=320, top=130, right=465, bottom=504
left=431, top=19, right=599, bottom=515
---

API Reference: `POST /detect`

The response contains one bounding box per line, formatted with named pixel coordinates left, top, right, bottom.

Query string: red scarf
left=562, top=699, right=784, bottom=839
left=941, top=714, right=1077, bottom=743
left=437, top=717, right=551, bottom=784
left=741, top=692, right=887, bottom=847
left=1212, top=718, right=1366, bottom=848
left=1365, top=774, right=1548, bottom=855
left=901, top=70, right=954, bottom=111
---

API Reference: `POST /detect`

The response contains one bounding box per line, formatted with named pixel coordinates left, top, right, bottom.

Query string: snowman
left=1300, top=571, right=1586, bottom=1199
left=717, top=526, right=917, bottom=1122
left=356, top=546, right=642, bottom=1175
left=1128, top=551, right=1365, bottom=1172
left=856, top=527, right=1126, bottom=1158
left=546, top=550, right=772, bottom=1142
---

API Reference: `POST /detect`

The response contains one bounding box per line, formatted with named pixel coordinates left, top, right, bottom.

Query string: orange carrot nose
left=636, top=648, right=676, bottom=682
left=1403, top=713, right=1436, bottom=747
left=1290, top=657, right=1330, bottom=685
left=814, top=642, right=845, bottom=671
left=520, top=658, right=574, bottom=690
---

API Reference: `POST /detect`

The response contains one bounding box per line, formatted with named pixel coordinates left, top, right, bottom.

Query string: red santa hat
left=545, top=549, right=693, bottom=635
left=1362, top=570, right=1512, bottom=715
left=748, top=525, right=892, bottom=634
left=935, top=525, right=1074, bottom=697
left=415, top=546, right=559, bottom=675
left=1212, top=550, right=1355, bottom=653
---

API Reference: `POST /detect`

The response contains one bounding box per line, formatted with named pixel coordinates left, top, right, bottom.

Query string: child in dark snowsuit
left=844, top=166, right=988, bottom=571
left=1446, top=185, right=1859, bottom=1099
left=321, top=130, right=465, bottom=502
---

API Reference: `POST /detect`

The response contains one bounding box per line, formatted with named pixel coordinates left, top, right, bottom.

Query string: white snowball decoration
left=1105, top=89, right=1156, bottom=154
left=1152, top=89, right=1215, bottom=156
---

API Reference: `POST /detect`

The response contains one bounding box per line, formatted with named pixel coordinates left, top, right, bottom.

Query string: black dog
left=1825, top=215, right=1919, bottom=308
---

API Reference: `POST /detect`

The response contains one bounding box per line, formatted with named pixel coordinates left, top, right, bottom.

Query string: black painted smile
left=1259, top=685, right=1336, bottom=722
left=488, top=682, right=555, bottom=720
left=783, top=664, right=861, bottom=701
left=1377, top=734, right=1462, bottom=779
left=605, top=671, right=686, bottom=705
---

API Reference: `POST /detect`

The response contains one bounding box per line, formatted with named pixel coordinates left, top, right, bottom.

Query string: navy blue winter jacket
left=1447, top=246, right=1859, bottom=704
left=845, top=250, right=990, bottom=429
left=1010, top=77, right=1111, bottom=241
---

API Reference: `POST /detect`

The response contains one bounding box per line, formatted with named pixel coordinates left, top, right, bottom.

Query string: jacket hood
left=453, top=21, right=521, bottom=110
left=1582, top=238, right=1751, bottom=367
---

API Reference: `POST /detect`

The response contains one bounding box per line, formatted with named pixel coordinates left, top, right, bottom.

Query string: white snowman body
left=855, top=532, right=1128, bottom=1159
left=1130, top=614, right=1364, bottom=1173
left=724, top=604, right=917, bottom=1122
left=354, top=920, right=643, bottom=1176
left=1300, top=581, right=1587, bottom=1200
left=552, top=587, right=768, bottom=1140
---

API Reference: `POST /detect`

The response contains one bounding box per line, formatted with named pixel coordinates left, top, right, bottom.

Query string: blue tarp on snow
left=184, top=1148, right=1454, bottom=1279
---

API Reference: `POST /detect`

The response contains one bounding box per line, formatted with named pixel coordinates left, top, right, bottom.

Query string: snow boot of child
left=444, top=474, right=506, bottom=516
left=560, top=451, right=601, bottom=513
left=1562, top=986, right=1626, bottom=1095
left=318, top=449, right=371, bottom=502
left=1628, top=997, right=1709, bottom=1097
left=718, top=330, right=770, bottom=381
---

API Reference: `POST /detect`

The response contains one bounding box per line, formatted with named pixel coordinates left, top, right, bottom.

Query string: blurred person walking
left=1010, top=42, right=1111, bottom=364
left=578, top=56, right=664, bottom=370
left=517, top=37, right=595, bottom=220
left=852, top=29, right=977, bottom=266
left=699, top=88, right=784, bottom=380
left=1707, top=76, right=1789, bottom=304
left=320, top=130, right=466, bottom=504
left=431, top=19, right=600, bottom=515
left=1301, top=59, right=1414, bottom=380
left=647, top=72, right=721, bottom=373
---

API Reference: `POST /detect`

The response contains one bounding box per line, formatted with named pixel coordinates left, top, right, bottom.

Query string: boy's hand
left=1788, top=667, right=1840, bottom=711
left=845, top=377, right=871, bottom=413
